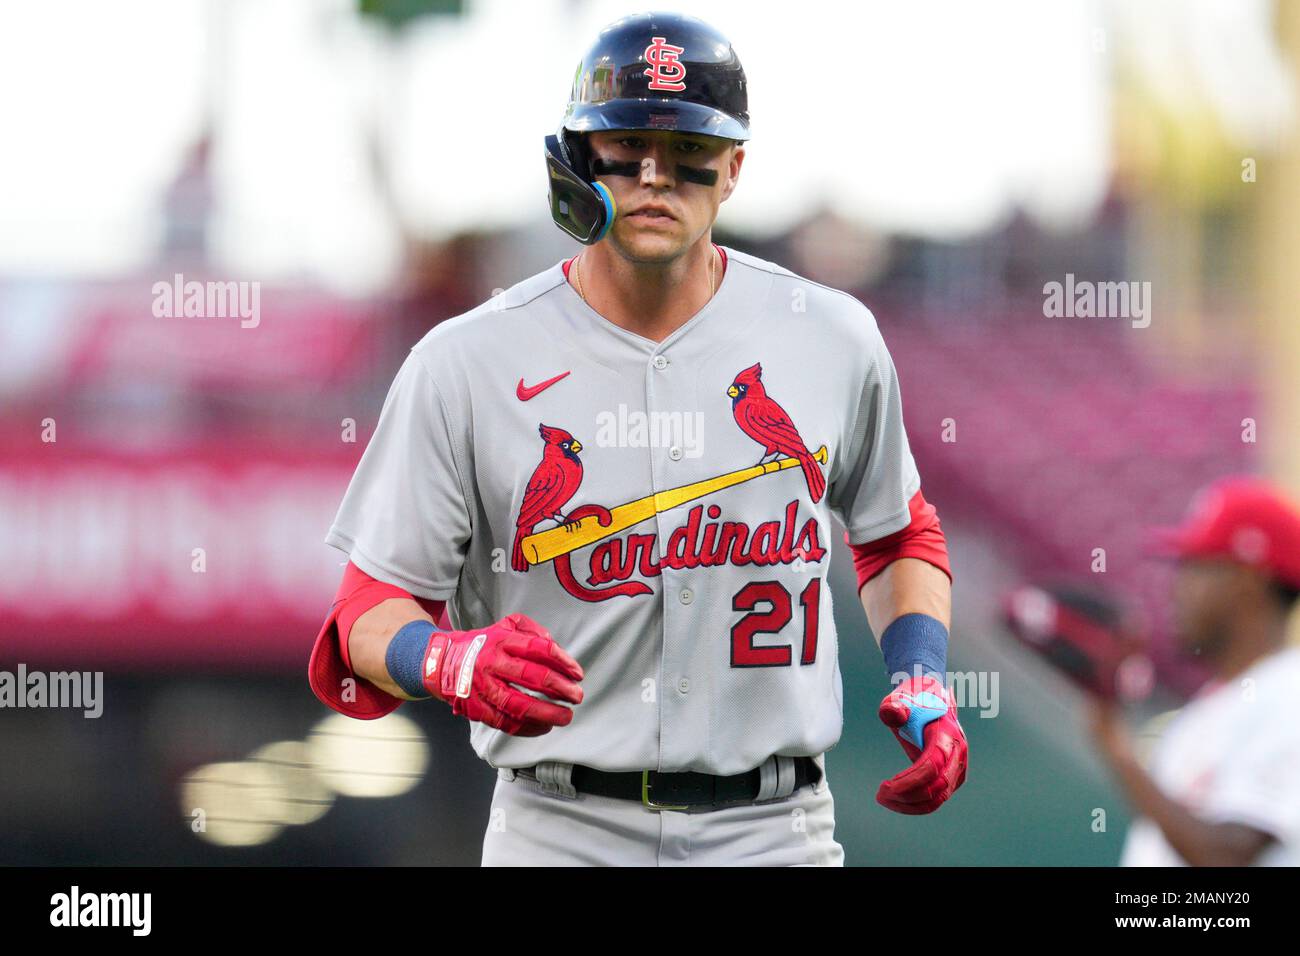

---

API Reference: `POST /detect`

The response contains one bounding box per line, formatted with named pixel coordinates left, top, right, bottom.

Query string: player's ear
left=720, top=143, right=744, bottom=203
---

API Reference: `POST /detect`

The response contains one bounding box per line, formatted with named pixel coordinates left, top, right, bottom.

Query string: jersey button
left=679, top=588, right=694, bottom=605
left=653, top=355, right=669, bottom=370
left=668, top=446, right=683, bottom=461
left=677, top=678, right=690, bottom=694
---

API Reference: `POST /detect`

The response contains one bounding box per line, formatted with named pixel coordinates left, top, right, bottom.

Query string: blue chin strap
left=590, top=180, right=617, bottom=243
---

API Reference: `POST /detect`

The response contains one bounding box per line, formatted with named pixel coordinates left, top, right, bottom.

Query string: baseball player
left=308, top=12, right=966, bottom=866
left=1088, top=476, right=1300, bottom=866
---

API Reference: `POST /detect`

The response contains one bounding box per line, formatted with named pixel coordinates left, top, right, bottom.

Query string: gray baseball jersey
left=326, top=246, right=921, bottom=776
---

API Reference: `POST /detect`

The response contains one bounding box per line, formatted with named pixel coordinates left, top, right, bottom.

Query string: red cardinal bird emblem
left=728, top=363, right=826, bottom=503
left=512, top=424, right=584, bottom=572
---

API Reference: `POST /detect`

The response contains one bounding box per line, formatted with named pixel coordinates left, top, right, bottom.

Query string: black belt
left=517, top=757, right=821, bottom=812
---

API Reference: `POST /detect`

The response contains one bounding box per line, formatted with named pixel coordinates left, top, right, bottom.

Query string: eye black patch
left=591, top=158, right=642, bottom=177
left=591, top=157, right=720, bottom=187
left=675, top=165, right=718, bottom=186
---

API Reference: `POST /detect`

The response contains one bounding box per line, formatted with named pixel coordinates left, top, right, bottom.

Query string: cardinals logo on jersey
left=510, top=366, right=829, bottom=603
left=512, top=424, right=584, bottom=572
left=728, top=363, right=826, bottom=503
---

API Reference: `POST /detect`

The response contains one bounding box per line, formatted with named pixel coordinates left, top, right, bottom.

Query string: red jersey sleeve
left=847, top=489, right=951, bottom=590
left=307, top=561, right=446, bottom=719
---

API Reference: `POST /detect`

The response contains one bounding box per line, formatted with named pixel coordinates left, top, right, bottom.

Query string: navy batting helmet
left=544, top=12, right=750, bottom=244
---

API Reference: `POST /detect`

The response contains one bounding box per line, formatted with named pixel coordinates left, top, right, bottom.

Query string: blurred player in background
left=1087, top=476, right=1300, bottom=866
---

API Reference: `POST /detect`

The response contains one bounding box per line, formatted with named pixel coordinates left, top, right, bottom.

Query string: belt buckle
left=641, top=770, right=691, bottom=812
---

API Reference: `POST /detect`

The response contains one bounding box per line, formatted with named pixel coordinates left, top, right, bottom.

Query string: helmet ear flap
left=544, top=129, right=616, bottom=245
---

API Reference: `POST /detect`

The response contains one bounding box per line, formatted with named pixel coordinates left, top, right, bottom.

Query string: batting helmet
left=544, top=12, right=751, bottom=244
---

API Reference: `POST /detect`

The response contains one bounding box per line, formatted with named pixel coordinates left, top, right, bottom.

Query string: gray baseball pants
left=480, top=754, right=844, bottom=866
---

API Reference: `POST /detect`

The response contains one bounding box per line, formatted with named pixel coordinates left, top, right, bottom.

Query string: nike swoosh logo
left=516, top=371, right=570, bottom=401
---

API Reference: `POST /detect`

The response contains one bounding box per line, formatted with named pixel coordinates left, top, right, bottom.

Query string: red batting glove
left=876, top=674, right=968, bottom=814
left=423, top=613, right=584, bottom=737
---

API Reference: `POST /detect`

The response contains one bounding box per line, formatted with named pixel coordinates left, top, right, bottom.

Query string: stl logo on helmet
left=643, top=36, right=687, bottom=91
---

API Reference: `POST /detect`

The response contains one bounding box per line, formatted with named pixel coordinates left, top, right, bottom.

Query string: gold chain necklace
left=573, top=247, right=716, bottom=304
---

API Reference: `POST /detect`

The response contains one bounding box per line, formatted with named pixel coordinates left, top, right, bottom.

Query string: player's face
left=587, top=130, right=743, bottom=262
left=1171, top=559, right=1240, bottom=657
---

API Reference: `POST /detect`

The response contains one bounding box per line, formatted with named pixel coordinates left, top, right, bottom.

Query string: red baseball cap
left=1148, top=476, right=1300, bottom=589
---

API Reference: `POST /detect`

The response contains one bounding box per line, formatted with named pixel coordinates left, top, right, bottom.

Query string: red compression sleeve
left=307, top=561, right=446, bottom=719
left=848, top=489, right=952, bottom=590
